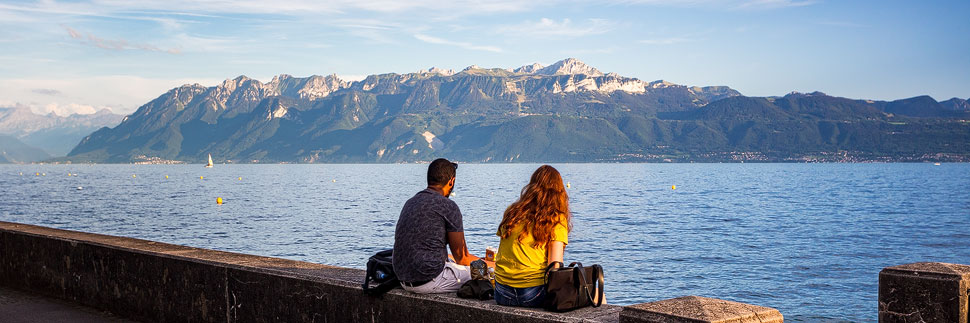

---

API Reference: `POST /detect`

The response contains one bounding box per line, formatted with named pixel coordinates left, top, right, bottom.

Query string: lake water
left=1, top=163, right=968, bottom=322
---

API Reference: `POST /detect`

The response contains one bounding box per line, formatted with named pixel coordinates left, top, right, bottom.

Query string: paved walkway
left=0, top=286, right=135, bottom=323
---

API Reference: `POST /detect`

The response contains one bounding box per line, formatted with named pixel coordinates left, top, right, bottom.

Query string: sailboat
left=205, top=154, right=214, bottom=168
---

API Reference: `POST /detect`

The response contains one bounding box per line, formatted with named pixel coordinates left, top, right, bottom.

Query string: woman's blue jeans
left=494, top=282, right=546, bottom=307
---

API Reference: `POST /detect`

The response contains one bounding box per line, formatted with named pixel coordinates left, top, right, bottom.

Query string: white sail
left=206, top=154, right=214, bottom=167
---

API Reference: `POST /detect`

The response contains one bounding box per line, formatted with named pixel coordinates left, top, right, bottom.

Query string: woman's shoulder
left=555, top=213, right=570, bottom=225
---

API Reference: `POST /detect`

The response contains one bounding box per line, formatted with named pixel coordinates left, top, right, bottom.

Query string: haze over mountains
left=0, top=106, right=124, bottom=162
left=59, top=58, right=970, bottom=163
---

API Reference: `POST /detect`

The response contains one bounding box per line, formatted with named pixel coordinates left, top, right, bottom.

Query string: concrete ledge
left=879, top=262, right=970, bottom=323
left=0, top=221, right=783, bottom=323
left=0, top=221, right=622, bottom=322
left=619, top=296, right=783, bottom=323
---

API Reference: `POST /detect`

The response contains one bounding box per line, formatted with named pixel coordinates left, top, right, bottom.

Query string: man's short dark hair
left=427, top=158, right=457, bottom=186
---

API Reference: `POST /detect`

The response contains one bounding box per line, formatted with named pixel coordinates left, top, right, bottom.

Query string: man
left=393, top=158, right=482, bottom=294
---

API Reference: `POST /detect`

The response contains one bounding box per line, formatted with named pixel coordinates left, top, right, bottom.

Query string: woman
left=493, top=165, right=571, bottom=307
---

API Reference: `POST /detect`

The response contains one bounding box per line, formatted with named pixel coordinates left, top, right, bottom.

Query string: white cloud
left=170, top=33, right=247, bottom=53
left=414, top=34, right=502, bottom=53
left=63, top=25, right=181, bottom=54
left=499, top=18, right=614, bottom=37
left=1, top=1, right=538, bottom=18
left=735, top=0, right=815, bottom=9
left=330, top=19, right=405, bottom=44
left=560, top=47, right=618, bottom=55
left=0, top=100, right=109, bottom=116
left=608, top=0, right=815, bottom=9
left=640, top=37, right=694, bottom=45
left=31, top=88, right=62, bottom=96
left=0, top=76, right=221, bottom=115
left=40, top=103, right=100, bottom=116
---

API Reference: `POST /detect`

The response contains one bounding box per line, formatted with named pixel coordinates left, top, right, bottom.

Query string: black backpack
left=362, top=249, right=399, bottom=296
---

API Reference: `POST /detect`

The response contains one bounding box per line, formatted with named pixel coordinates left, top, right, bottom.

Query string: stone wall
left=879, top=262, right=970, bottom=323
left=0, top=221, right=781, bottom=323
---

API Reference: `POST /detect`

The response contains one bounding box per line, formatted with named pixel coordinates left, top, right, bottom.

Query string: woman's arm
left=547, top=240, right=565, bottom=268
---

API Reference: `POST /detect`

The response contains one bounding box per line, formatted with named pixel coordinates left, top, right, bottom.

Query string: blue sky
left=1, top=0, right=968, bottom=115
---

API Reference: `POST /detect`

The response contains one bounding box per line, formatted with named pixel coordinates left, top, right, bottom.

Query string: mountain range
left=0, top=134, right=50, bottom=163
left=0, top=106, right=124, bottom=162
left=63, top=58, right=970, bottom=163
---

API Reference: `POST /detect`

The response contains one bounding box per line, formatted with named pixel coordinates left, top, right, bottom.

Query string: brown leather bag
left=542, top=261, right=605, bottom=312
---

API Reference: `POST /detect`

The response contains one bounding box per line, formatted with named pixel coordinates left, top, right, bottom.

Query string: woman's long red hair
left=498, top=165, right=571, bottom=248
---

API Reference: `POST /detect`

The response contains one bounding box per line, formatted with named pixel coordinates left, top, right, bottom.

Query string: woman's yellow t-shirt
left=494, top=218, right=569, bottom=288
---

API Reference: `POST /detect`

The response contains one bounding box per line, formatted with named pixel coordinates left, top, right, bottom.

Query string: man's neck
left=427, top=186, right=446, bottom=196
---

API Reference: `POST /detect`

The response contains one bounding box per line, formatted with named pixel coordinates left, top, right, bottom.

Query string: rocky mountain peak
left=512, top=63, right=544, bottom=74
left=269, top=74, right=293, bottom=83
left=536, top=58, right=603, bottom=76
left=940, top=97, right=970, bottom=111
left=461, top=65, right=482, bottom=72
left=421, top=67, right=455, bottom=76
left=296, top=74, right=348, bottom=100
left=784, top=91, right=828, bottom=99
left=219, top=76, right=258, bottom=93
left=648, top=80, right=677, bottom=88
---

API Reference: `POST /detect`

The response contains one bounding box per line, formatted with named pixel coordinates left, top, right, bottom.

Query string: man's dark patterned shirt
left=392, top=188, right=464, bottom=282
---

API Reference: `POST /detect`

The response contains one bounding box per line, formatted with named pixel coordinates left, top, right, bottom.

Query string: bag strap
left=589, top=265, right=604, bottom=307
left=572, top=262, right=598, bottom=307
left=362, top=271, right=374, bottom=292
left=365, top=277, right=400, bottom=296
left=543, top=261, right=564, bottom=285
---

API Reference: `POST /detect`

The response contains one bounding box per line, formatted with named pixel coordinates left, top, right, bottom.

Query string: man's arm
left=446, top=231, right=480, bottom=266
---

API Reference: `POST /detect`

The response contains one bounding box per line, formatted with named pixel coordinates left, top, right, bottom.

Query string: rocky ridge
left=63, top=58, right=969, bottom=163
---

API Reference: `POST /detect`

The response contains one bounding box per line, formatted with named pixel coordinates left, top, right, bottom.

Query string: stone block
left=879, top=262, right=970, bottom=323
left=619, top=296, right=783, bottom=323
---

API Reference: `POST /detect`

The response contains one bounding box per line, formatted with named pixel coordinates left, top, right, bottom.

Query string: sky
left=0, top=0, right=968, bottom=116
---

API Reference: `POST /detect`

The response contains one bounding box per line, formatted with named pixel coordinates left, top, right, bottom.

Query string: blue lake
left=1, top=163, right=968, bottom=322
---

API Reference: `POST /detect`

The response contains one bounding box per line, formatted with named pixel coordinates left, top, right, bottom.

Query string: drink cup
left=485, top=246, right=496, bottom=261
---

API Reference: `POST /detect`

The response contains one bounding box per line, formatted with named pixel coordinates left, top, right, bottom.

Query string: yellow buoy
left=200, top=176, right=204, bottom=180
left=332, top=179, right=336, bottom=183
left=132, top=174, right=136, bottom=178
left=165, top=175, right=169, bottom=179
left=216, top=197, right=223, bottom=204
left=238, top=177, right=242, bottom=180
left=671, top=185, right=676, bottom=190
left=35, top=173, right=39, bottom=176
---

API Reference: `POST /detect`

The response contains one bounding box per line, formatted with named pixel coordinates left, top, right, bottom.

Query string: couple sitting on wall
left=393, top=158, right=570, bottom=307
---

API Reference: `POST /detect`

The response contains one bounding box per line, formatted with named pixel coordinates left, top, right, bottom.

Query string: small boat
left=933, top=162, right=941, bottom=166
left=205, top=154, right=214, bottom=168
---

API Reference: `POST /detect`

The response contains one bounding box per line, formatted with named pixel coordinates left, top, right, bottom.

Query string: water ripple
left=1, top=163, right=968, bottom=322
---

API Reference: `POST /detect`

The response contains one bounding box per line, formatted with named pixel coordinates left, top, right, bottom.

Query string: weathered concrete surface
left=0, top=221, right=620, bottom=322
left=0, top=221, right=782, bottom=323
left=618, top=296, right=783, bottom=323
left=879, top=262, right=970, bottom=323
left=0, top=285, right=135, bottom=323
